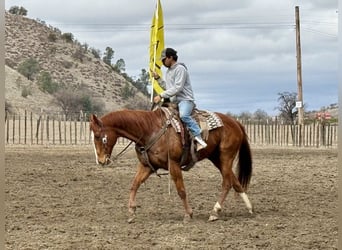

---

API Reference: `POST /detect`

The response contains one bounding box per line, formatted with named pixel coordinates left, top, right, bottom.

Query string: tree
left=113, top=58, right=126, bottom=73
left=253, top=109, right=269, bottom=122
left=53, top=88, right=104, bottom=119
left=53, top=88, right=81, bottom=118
left=120, top=82, right=135, bottom=100
left=238, top=111, right=252, bottom=121
left=61, top=32, right=74, bottom=43
left=9, top=6, right=28, bottom=16
left=90, top=48, right=101, bottom=59
left=103, top=47, right=114, bottom=66
left=17, top=57, right=40, bottom=80
left=135, top=68, right=150, bottom=95
left=276, top=91, right=297, bottom=124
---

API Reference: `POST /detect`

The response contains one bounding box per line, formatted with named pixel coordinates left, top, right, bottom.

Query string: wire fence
left=4, top=111, right=338, bottom=148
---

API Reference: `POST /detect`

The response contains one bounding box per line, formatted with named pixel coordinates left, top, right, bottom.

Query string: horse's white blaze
left=239, top=192, right=253, bottom=213
left=213, top=201, right=222, bottom=213
left=91, top=131, right=99, bottom=164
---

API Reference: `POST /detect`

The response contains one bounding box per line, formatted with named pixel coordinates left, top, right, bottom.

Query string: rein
left=136, top=107, right=177, bottom=176
left=135, top=113, right=173, bottom=177
left=111, top=140, right=134, bottom=161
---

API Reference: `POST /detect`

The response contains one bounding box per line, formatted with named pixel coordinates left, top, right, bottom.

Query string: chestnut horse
left=89, top=107, right=253, bottom=223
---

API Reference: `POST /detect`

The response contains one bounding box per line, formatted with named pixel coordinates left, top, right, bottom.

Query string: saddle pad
left=198, top=110, right=224, bottom=130
left=160, top=107, right=223, bottom=133
left=160, top=107, right=182, bottom=133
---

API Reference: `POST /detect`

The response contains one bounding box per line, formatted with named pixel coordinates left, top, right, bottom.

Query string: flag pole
left=150, top=0, right=159, bottom=103
left=149, top=0, right=164, bottom=102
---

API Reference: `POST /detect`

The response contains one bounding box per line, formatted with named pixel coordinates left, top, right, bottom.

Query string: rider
left=152, top=47, right=207, bottom=150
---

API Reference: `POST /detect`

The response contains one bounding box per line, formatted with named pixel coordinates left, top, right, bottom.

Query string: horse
left=89, top=106, right=253, bottom=223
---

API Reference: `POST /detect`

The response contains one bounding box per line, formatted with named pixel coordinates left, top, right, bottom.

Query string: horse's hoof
left=183, top=214, right=192, bottom=224
left=208, top=215, right=219, bottom=222
left=127, top=216, right=135, bottom=224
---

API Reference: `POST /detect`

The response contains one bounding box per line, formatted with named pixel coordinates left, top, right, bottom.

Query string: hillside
left=5, top=12, right=149, bottom=115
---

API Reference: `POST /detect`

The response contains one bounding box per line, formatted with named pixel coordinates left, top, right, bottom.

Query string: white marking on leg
left=91, top=131, right=99, bottom=164
left=239, top=192, right=253, bottom=214
left=213, top=201, right=222, bottom=213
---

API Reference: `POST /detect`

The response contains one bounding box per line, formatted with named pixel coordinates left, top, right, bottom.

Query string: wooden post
left=24, top=110, right=27, bottom=144
left=58, top=115, right=62, bottom=144
left=74, top=118, right=77, bottom=145
left=69, top=117, right=72, bottom=144
left=30, top=112, right=33, bottom=145
left=18, top=113, right=21, bottom=144
left=12, top=114, right=15, bottom=144
left=53, top=117, right=55, bottom=145
left=46, top=115, right=49, bottom=144
left=64, top=115, right=66, bottom=145
left=36, top=114, right=42, bottom=144
left=40, top=114, right=44, bottom=145
left=295, top=6, right=304, bottom=126
left=6, top=111, right=9, bottom=144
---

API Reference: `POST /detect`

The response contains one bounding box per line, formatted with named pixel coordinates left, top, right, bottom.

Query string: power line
left=301, top=27, right=337, bottom=38
left=49, top=22, right=295, bottom=32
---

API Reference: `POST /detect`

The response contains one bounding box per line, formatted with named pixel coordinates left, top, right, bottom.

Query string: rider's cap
left=160, top=48, right=177, bottom=60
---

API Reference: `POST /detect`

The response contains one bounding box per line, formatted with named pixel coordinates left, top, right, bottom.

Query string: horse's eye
left=102, top=135, right=108, bottom=144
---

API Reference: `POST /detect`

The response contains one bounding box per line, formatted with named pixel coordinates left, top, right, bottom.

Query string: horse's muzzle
left=98, top=156, right=112, bottom=166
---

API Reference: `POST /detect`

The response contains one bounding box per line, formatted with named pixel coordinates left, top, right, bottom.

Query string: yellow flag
left=149, top=0, right=164, bottom=97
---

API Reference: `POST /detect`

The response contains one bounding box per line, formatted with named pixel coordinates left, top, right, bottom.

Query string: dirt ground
left=5, top=145, right=338, bottom=249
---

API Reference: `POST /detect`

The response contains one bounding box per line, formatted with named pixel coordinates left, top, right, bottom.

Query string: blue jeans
left=178, top=100, right=201, bottom=137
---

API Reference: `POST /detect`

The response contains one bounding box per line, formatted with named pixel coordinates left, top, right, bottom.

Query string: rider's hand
left=153, top=95, right=162, bottom=103
left=150, top=70, right=160, bottom=80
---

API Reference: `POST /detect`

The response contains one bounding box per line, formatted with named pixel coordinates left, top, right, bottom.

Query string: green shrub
left=17, top=58, right=40, bottom=80
left=21, top=86, right=31, bottom=98
left=48, top=33, right=57, bottom=42
left=37, top=71, right=59, bottom=94
left=9, top=6, right=27, bottom=16
left=61, top=32, right=74, bottom=43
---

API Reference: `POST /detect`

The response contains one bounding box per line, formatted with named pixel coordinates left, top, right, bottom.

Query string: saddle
left=160, top=103, right=223, bottom=171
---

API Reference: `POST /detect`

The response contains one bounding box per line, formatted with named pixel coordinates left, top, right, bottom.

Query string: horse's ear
left=90, top=114, right=103, bottom=128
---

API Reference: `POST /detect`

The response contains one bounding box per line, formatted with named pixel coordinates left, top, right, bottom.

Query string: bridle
left=92, top=108, right=176, bottom=174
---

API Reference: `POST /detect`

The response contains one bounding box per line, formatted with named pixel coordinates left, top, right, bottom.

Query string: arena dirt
left=5, top=145, right=338, bottom=249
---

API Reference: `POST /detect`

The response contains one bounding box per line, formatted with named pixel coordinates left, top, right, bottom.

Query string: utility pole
left=295, top=6, right=304, bottom=125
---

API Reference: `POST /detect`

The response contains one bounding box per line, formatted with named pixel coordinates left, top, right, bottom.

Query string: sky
left=5, top=0, right=338, bottom=116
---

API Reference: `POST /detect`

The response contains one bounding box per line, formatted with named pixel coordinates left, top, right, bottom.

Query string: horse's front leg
left=169, top=161, right=193, bottom=223
left=128, top=162, right=152, bottom=223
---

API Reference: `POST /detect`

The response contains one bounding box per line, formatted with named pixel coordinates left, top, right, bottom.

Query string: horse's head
left=89, top=114, right=117, bottom=165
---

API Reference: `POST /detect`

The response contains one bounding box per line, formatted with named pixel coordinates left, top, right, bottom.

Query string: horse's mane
left=100, top=109, right=163, bottom=131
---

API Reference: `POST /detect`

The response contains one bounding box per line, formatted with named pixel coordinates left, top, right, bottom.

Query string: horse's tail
left=236, top=123, right=253, bottom=191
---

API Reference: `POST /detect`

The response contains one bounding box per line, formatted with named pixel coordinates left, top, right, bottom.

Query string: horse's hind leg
left=231, top=175, right=253, bottom=214
left=127, top=162, right=152, bottom=223
left=208, top=169, right=253, bottom=222
left=208, top=158, right=234, bottom=222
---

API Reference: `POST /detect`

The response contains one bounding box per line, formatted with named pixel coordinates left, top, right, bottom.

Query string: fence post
left=79, top=110, right=84, bottom=144
left=52, top=117, right=55, bottom=145
left=69, top=117, right=72, bottom=144
left=316, top=123, right=320, bottom=148
left=24, top=110, right=27, bottom=144
left=58, top=114, right=62, bottom=144
left=46, top=115, right=49, bottom=145
left=64, top=115, right=66, bottom=145
left=30, top=112, right=33, bottom=145
left=18, top=113, right=21, bottom=144
left=12, top=113, right=15, bottom=144
left=6, top=111, right=9, bottom=144
left=74, top=118, right=77, bottom=145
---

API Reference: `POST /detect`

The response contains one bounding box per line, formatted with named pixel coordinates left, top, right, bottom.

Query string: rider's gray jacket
left=157, top=62, right=195, bottom=103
